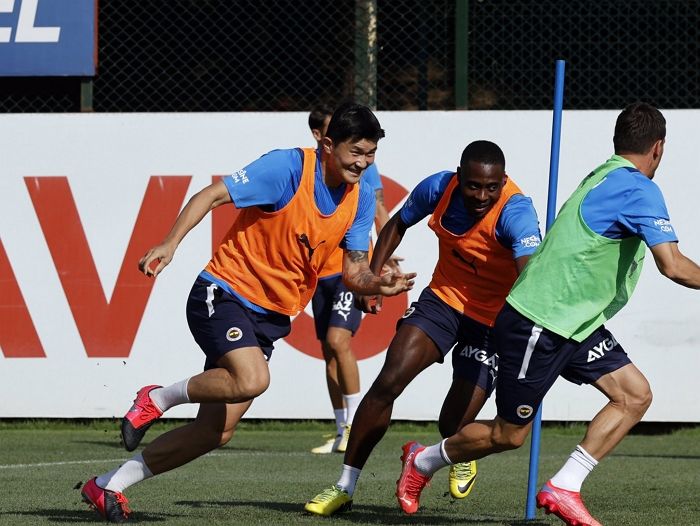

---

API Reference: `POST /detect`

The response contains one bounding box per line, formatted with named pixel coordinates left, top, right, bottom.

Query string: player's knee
left=624, top=386, right=653, bottom=419
left=367, top=372, right=406, bottom=402
left=325, top=332, right=352, bottom=356
left=236, top=375, right=269, bottom=400
left=224, top=369, right=269, bottom=402
left=205, top=427, right=235, bottom=449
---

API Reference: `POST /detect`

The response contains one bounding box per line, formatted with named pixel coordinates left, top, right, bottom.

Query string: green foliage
left=0, top=421, right=698, bottom=524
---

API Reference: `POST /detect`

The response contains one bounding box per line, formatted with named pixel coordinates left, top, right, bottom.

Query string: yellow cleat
left=311, top=434, right=342, bottom=454
left=336, top=424, right=351, bottom=453
left=305, top=486, right=352, bottom=516
left=449, top=460, right=477, bottom=499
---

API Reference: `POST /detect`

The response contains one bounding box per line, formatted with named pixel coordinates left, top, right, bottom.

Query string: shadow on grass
left=174, top=500, right=550, bottom=525
left=0, top=508, right=179, bottom=523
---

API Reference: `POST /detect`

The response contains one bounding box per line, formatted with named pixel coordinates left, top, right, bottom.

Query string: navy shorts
left=494, top=302, right=632, bottom=424
left=398, top=287, right=497, bottom=393
left=186, top=277, right=291, bottom=370
left=311, top=274, right=362, bottom=340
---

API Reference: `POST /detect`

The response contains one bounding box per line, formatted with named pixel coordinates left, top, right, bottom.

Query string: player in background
left=305, top=140, right=542, bottom=516
left=80, top=103, right=415, bottom=523
left=307, top=105, right=401, bottom=454
left=395, top=103, right=700, bottom=526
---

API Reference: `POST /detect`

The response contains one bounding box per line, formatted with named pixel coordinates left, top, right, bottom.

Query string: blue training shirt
left=580, top=165, right=677, bottom=247
left=204, top=148, right=376, bottom=313
left=399, top=170, right=542, bottom=258
left=223, top=148, right=376, bottom=251
left=363, top=163, right=384, bottom=193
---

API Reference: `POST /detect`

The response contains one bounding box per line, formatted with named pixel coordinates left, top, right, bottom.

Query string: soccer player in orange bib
left=305, top=140, right=542, bottom=516
left=80, top=103, right=415, bottom=523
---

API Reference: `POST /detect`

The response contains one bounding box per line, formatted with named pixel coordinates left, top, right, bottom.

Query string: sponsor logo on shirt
left=653, top=218, right=674, bottom=233
left=298, top=233, right=326, bottom=261
left=519, top=234, right=541, bottom=248
left=452, top=249, right=478, bottom=274
left=231, top=169, right=249, bottom=184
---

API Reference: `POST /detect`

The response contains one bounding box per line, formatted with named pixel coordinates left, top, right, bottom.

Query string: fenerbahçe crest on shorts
left=225, top=327, right=243, bottom=342
left=517, top=405, right=534, bottom=419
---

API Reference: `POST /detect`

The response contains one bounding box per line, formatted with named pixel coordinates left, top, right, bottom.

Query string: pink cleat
left=120, top=384, right=163, bottom=451
left=536, top=480, right=602, bottom=526
left=395, top=441, right=432, bottom=514
left=81, top=477, right=131, bottom=523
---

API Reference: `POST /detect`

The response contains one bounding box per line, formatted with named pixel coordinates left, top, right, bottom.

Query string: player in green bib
left=393, top=103, right=700, bottom=526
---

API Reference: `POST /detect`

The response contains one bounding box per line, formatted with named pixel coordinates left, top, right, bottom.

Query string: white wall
left=1, top=110, right=698, bottom=421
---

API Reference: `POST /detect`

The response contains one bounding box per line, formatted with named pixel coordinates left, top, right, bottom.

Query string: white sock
left=414, top=439, right=452, bottom=476
left=149, top=377, right=190, bottom=412
left=336, top=464, right=362, bottom=496
left=334, top=408, right=346, bottom=435
left=343, top=392, right=361, bottom=425
left=96, top=453, right=154, bottom=493
left=550, top=445, right=599, bottom=492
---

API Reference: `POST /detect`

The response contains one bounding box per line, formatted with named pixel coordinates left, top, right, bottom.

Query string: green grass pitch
left=0, top=420, right=698, bottom=525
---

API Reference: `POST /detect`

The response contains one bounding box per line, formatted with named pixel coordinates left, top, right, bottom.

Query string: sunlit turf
left=0, top=420, right=698, bottom=525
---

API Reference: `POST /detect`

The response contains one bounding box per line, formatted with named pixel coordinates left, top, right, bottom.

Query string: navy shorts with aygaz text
left=398, top=287, right=497, bottom=394
left=311, top=274, right=362, bottom=340
left=494, top=302, right=631, bottom=424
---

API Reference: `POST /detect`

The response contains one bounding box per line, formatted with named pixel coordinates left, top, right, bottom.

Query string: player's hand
left=378, top=270, right=416, bottom=297
left=382, top=255, right=404, bottom=276
left=138, top=243, right=176, bottom=278
left=357, top=294, right=384, bottom=314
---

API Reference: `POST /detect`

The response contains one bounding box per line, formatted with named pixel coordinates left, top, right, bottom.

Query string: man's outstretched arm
left=342, top=249, right=415, bottom=299
left=650, top=241, right=700, bottom=289
left=370, top=212, right=409, bottom=275
left=139, top=180, right=232, bottom=277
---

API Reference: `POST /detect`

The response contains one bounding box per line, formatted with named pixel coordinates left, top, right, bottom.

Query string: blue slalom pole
left=525, top=59, right=566, bottom=520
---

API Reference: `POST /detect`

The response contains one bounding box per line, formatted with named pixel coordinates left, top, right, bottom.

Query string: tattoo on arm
left=355, top=271, right=375, bottom=288
left=375, top=189, right=385, bottom=206
left=348, top=250, right=368, bottom=263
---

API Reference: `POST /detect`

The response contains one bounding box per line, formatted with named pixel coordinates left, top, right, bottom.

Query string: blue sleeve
left=363, top=163, right=383, bottom=192
left=223, top=149, right=301, bottom=208
left=341, top=180, right=376, bottom=251
left=399, top=171, right=454, bottom=227
left=496, top=194, right=542, bottom=258
left=620, top=181, right=678, bottom=247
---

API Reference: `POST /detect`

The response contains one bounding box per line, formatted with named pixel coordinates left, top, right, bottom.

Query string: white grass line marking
left=0, top=450, right=307, bottom=470
left=0, top=458, right=128, bottom=470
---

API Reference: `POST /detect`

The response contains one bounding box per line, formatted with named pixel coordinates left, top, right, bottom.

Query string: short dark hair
left=613, top=102, right=666, bottom=155
left=460, top=140, right=506, bottom=170
left=325, top=102, right=385, bottom=144
left=308, top=105, right=333, bottom=131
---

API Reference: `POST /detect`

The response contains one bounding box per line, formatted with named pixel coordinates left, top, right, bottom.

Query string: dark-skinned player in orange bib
left=306, top=140, right=542, bottom=516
